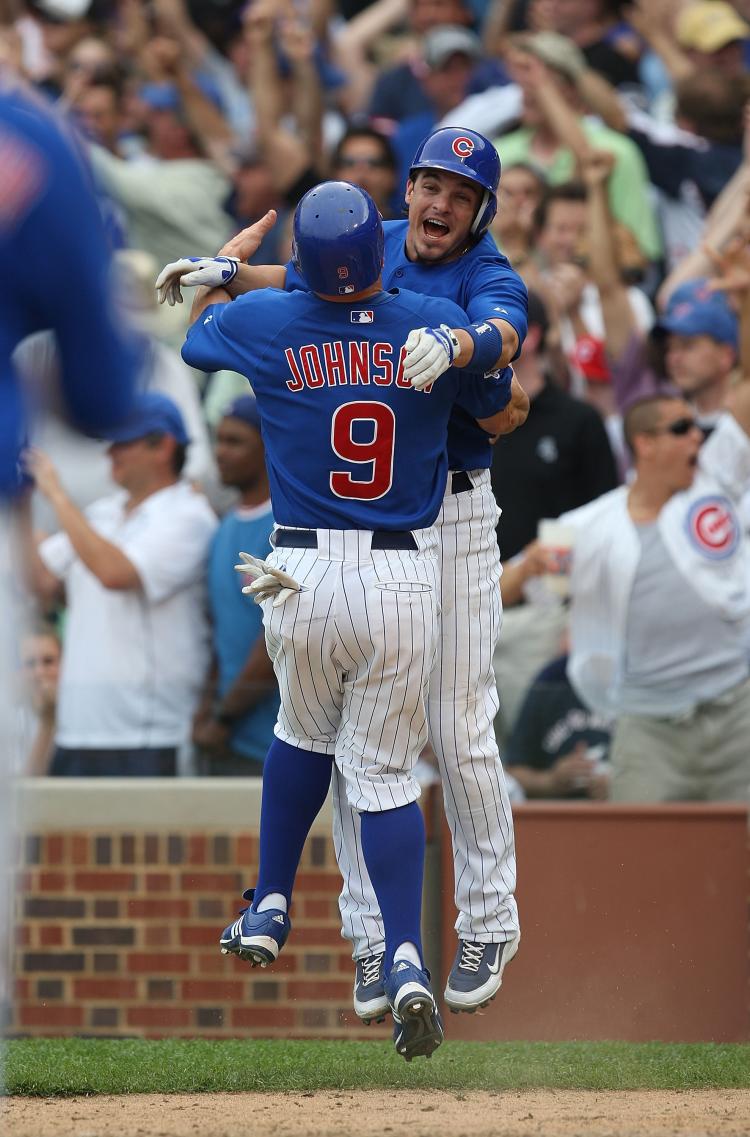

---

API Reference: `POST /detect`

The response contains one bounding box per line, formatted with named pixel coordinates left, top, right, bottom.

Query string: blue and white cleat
left=353, top=952, right=389, bottom=1024
left=385, top=960, right=444, bottom=1061
left=443, top=935, right=519, bottom=1013
left=219, top=888, right=291, bottom=967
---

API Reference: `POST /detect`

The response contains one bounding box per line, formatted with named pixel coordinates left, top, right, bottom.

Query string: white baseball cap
left=33, top=0, right=93, bottom=21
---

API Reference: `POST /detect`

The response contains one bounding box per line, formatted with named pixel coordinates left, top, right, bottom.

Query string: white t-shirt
left=621, top=522, right=749, bottom=715
left=40, top=482, right=217, bottom=748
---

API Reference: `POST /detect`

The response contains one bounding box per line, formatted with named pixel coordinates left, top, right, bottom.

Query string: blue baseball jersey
left=285, top=219, right=528, bottom=472
left=183, top=287, right=509, bottom=531
left=0, top=84, right=140, bottom=497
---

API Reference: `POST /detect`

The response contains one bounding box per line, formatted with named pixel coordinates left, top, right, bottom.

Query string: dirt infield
left=5, top=1089, right=750, bottom=1137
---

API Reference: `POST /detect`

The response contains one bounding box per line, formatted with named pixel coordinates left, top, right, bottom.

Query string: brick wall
left=14, top=826, right=388, bottom=1038
left=11, top=776, right=406, bottom=1041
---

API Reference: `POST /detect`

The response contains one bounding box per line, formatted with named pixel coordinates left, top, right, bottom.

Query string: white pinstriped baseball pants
left=262, top=527, right=440, bottom=813
left=332, top=470, right=520, bottom=954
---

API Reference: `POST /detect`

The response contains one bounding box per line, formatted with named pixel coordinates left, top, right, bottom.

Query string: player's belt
left=451, top=471, right=474, bottom=494
left=274, top=529, right=418, bottom=551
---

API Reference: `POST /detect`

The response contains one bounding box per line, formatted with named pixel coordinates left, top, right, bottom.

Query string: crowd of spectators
left=5, top=0, right=750, bottom=803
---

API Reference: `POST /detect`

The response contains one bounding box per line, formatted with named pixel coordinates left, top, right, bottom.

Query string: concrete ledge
left=13, top=778, right=333, bottom=831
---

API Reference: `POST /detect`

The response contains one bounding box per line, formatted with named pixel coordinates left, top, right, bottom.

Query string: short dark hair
left=623, top=394, right=683, bottom=455
left=331, top=127, right=397, bottom=172
left=86, top=70, right=126, bottom=103
left=143, top=432, right=187, bottom=475
left=675, top=71, right=750, bottom=146
left=533, top=181, right=587, bottom=235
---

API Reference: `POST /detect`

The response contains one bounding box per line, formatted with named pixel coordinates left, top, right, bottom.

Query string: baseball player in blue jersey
left=0, top=76, right=139, bottom=1088
left=157, top=127, right=528, bottom=1022
left=181, top=181, right=515, bottom=1061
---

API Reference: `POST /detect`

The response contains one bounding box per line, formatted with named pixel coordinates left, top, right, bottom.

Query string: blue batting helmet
left=409, top=127, right=501, bottom=237
left=292, top=181, right=384, bottom=296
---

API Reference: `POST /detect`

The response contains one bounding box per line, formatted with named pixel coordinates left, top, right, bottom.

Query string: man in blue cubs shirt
left=182, top=181, right=515, bottom=1061
left=158, top=127, right=528, bottom=1023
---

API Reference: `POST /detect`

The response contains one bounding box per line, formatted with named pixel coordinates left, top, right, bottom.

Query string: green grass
left=6, top=1039, right=750, bottom=1095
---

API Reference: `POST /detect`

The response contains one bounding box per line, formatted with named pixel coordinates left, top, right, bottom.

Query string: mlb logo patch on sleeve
left=351, top=311, right=374, bottom=323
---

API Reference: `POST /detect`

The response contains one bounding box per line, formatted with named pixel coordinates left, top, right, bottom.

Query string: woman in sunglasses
left=554, top=382, right=750, bottom=805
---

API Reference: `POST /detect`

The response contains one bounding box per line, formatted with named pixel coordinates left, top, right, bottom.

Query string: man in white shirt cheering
left=23, top=392, right=217, bottom=776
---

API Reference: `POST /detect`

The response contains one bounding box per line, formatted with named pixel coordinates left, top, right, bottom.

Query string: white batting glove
left=403, top=324, right=460, bottom=391
left=234, top=551, right=302, bottom=608
left=155, top=256, right=240, bottom=306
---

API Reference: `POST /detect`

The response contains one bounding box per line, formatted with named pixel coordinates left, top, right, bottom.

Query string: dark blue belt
left=451, top=471, right=473, bottom=494
left=274, top=529, right=417, bottom=551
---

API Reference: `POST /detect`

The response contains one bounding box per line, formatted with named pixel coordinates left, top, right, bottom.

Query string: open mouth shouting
left=423, top=217, right=451, bottom=242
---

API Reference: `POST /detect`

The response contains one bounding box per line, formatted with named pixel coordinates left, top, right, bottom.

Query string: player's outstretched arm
left=155, top=210, right=285, bottom=305
left=403, top=319, right=520, bottom=388
left=452, top=317, right=519, bottom=372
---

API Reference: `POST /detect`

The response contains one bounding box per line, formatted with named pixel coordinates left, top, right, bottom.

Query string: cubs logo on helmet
left=686, top=497, right=740, bottom=560
left=451, top=135, right=475, bottom=158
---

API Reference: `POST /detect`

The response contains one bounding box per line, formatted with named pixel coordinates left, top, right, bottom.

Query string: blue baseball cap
left=102, top=392, right=190, bottom=445
left=657, top=278, right=738, bottom=346
left=223, top=394, right=262, bottom=433
left=139, top=73, right=224, bottom=113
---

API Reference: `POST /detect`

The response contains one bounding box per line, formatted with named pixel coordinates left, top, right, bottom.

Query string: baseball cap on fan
left=423, top=26, right=482, bottom=69
left=223, top=395, right=262, bottom=434
left=100, top=392, right=190, bottom=445
left=513, top=31, right=587, bottom=82
left=30, top=0, right=92, bottom=19
left=676, top=1, right=750, bottom=52
left=656, top=278, right=739, bottom=346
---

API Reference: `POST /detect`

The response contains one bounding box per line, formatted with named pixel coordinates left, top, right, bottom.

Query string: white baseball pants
left=262, top=527, right=440, bottom=812
left=332, top=470, right=520, bottom=953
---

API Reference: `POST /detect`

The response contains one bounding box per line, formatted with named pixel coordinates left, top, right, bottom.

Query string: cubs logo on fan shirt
left=686, top=496, right=740, bottom=560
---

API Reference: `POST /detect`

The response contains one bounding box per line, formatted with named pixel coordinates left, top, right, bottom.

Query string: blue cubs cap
left=223, top=394, right=262, bottom=433
left=657, top=278, right=738, bottom=346
left=102, top=391, right=190, bottom=445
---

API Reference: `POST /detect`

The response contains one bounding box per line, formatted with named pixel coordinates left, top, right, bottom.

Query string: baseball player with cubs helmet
left=180, top=180, right=518, bottom=1061
left=157, top=127, right=528, bottom=1022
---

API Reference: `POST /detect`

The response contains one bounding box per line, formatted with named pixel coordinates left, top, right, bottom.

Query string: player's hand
left=403, top=324, right=458, bottom=391
left=218, top=209, right=278, bottom=263
left=155, top=256, right=240, bottom=306
left=234, top=552, right=302, bottom=608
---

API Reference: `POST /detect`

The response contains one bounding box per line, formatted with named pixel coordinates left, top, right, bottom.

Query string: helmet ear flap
left=470, top=189, right=491, bottom=236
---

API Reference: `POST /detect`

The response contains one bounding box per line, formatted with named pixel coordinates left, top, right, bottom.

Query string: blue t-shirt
left=0, top=85, right=139, bottom=497
left=208, top=505, right=279, bottom=763
left=183, top=286, right=508, bottom=530
left=285, top=219, right=528, bottom=472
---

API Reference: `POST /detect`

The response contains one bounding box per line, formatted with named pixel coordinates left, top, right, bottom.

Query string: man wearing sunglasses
left=331, top=128, right=399, bottom=220
left=557, top=386, right=750, bottom=803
